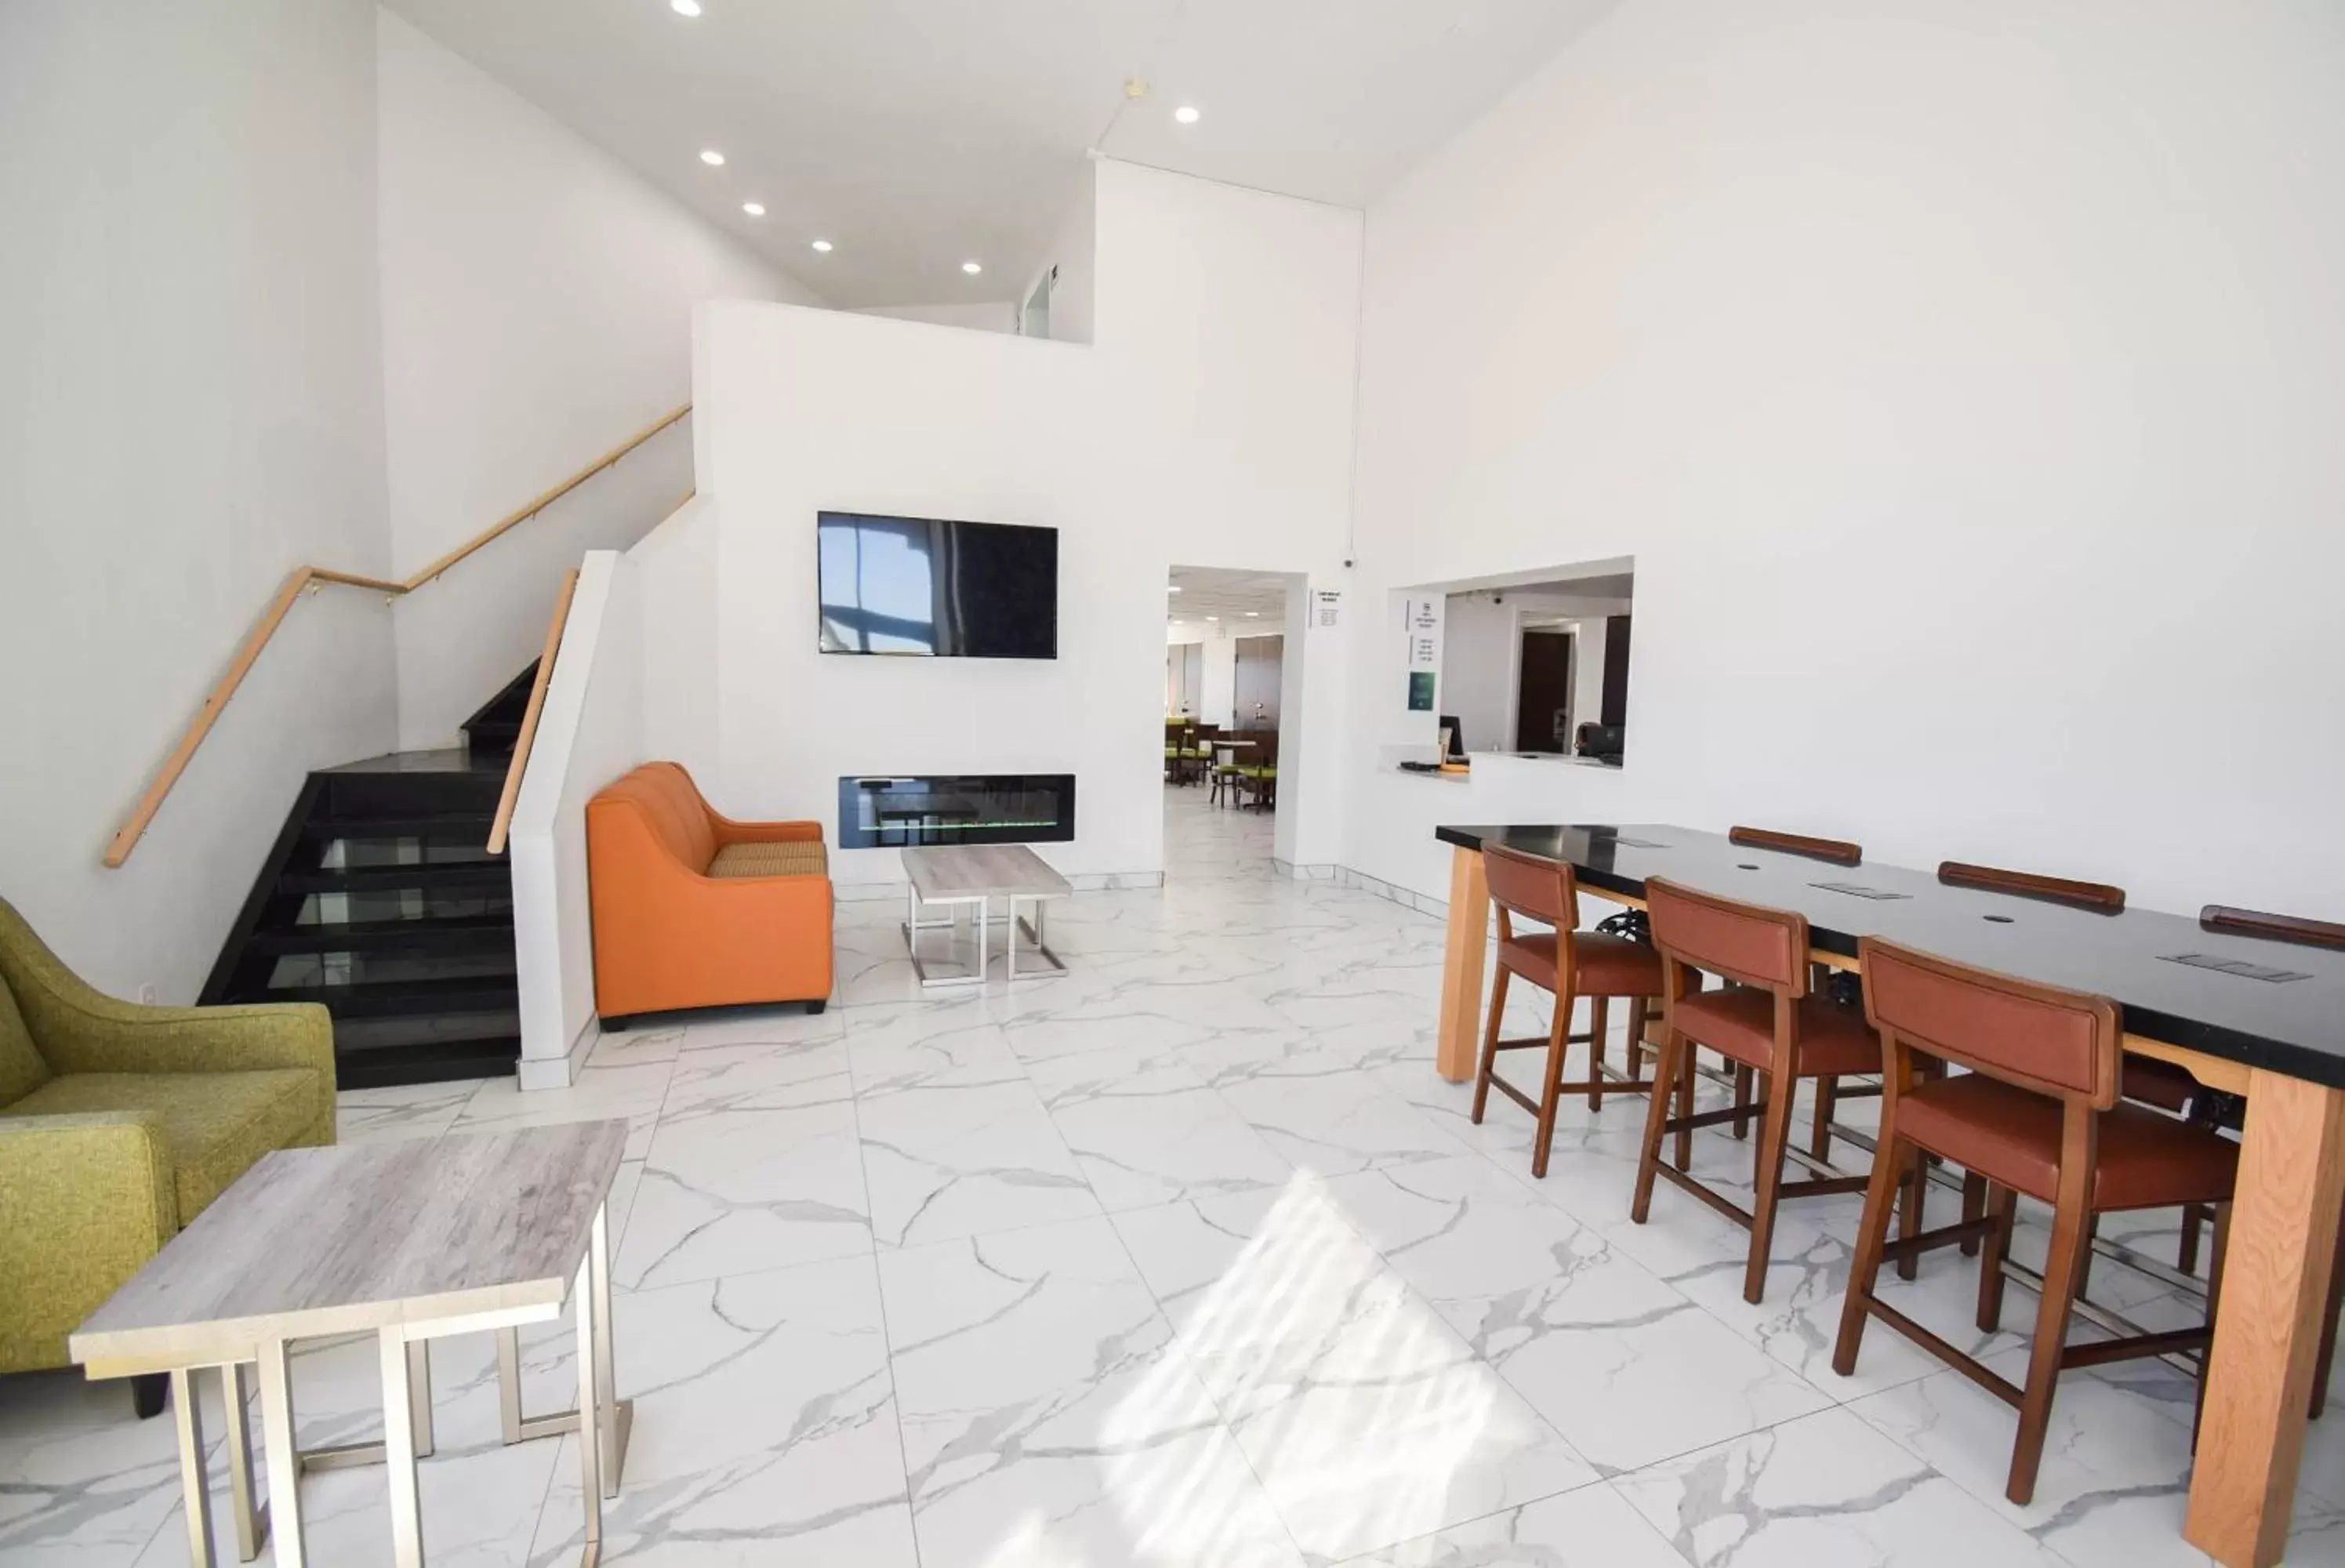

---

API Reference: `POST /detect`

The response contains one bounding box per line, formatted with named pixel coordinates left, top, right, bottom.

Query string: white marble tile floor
left=6, top=787, right=2343, bottom=1566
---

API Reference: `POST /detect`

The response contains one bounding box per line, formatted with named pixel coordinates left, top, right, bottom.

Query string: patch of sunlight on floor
left=1105, top=1172, right=1494, bottom=1559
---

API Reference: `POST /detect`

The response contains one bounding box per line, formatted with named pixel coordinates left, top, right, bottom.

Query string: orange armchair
left=586, top=762, right=834, bottom=1023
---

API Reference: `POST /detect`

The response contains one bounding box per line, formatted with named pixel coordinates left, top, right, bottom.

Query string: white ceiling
left=385, top=0, right=1617, bottom=309
left=1168, top=565, right=1293, bottom=626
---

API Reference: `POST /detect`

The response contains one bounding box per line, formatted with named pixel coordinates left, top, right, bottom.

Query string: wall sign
left=1403, top=596, right=1441, bottom=671
left=1312, top=589, right=1344, bottom=629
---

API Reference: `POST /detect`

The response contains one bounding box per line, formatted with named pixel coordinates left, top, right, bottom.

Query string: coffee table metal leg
left=378, top=1330, right=425, bottom=1568
left=498, top=1327, right=524, bottom=1444
left=592, top=1203, right=619, bottom=1500
left=407, top=1341, right=434, bottom=1458
left=256, top=1341, right=307, bottom=1568
left=573, top=1249, right=604, bottom=1566
left=224, top=1363, right=267, bottom=1561
left=170, top=1367, right=216, bottom=1567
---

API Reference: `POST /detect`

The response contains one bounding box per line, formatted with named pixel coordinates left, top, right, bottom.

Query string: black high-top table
left=1430, top=823, right=2345, bottom=1568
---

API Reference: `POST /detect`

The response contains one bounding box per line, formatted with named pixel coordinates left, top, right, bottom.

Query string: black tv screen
left=818, top=512, right=1058, bottom=659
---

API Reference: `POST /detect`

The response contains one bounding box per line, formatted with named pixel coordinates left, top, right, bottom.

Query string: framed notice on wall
left=1312, top=589, right=1344, bottom=629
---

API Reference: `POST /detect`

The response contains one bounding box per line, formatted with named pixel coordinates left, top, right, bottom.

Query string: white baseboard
left=1336, top=866, right=1450, bottom=920
left=517, top=1015, right=596, bottom=1091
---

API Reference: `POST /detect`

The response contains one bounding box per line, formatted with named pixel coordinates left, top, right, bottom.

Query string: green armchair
left=0, top=895, right=336, bottom=1387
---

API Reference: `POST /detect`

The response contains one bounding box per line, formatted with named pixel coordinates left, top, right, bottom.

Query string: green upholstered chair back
left=0, top=949, right=51, bottom=1105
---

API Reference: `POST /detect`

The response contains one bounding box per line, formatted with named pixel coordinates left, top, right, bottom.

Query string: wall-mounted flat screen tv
left=818, top=512, right=1058, bottom=659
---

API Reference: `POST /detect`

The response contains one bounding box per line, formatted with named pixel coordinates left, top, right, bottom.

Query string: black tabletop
left=1436, top=823, right=2345, bottom=1090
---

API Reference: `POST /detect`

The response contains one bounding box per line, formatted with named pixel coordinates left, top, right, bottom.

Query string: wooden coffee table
left=900, top=843, right=1073, bottom=987
left=71, top=1121, right=630, bottom=1568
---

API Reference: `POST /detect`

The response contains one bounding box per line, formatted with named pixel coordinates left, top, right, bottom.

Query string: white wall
left=377, top=9, right=823, bottom=750
left=851, top=302, right=1019, bottom=336
left=0, top=0, right=397, bottom=1001
left=1349, top=0, right=2345, bottom=916
left=1438, top=595, right=1515, bottom=755
left=689, top=161, right=1362, bottom=891
left=1095, top=161, right=1361, bottom=571
left=699, top=304, right=1146, bottom=885
left=510, top=498, right=722, bottom=1085
left=1029, top=164, right=1098, bottom=346
left=509, top=550, right=635, bottom=1085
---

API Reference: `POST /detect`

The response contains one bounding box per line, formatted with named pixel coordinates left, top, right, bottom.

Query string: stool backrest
left=1859, top=936, right=2118, bottom=1107
left=2201, top=904, right=2345, bottom=950
left=1646, top=877, right=1809, bottom=996
left=1728, top=826, right=1863, bottom=866
left=1937, top=861, right=2125, bottom=913
left=1483, top=844, right=1578, bottom=931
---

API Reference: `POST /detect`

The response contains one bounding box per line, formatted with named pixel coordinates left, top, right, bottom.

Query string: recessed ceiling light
left=741, top=201, right=765, bottom=216
left=1167, top=585, right=1182, bottom=593
left=1205, top=615, right=1219, bottom=622
left=961, top=260, right=983, bottom=275
left=699, top=148, right=725, bottom=166
left=670, top=0, right=701, bottom=15
left=1246, top=611, right=1260, bottom=617
left=810, top=238, right=834, bottom=252
left=1174, top=105, right=1201, bottom=125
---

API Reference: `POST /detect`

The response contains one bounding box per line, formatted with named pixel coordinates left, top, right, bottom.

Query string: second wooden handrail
left=103, top=403, right=688, bottom=868
left=486, top=569, right=579, bottom=855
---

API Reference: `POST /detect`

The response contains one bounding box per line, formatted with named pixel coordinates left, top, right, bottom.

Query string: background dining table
left=1428, top=822, right=2345, bottom=1568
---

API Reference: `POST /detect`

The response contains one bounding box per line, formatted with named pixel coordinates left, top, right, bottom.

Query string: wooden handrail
left=103, top=403, right=689, bottom=868
left=486, top=568, right=579, bottom=855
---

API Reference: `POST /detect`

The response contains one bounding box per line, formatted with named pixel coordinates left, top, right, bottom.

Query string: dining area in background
left=1163, top=718, right=1279, bottom=811
left=1167, top=564, right=1289, bottom=815
left=1430, top=819, right=2345, bottom=1568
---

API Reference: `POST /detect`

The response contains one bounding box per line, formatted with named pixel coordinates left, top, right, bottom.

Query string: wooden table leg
left=1436, top=847, right=1489, bottom=1083
left=2186, top=1069, right=2345, bottom=1566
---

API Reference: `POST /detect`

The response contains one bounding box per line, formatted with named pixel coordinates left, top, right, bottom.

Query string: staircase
left=198, top=665, right=542, bottom=1088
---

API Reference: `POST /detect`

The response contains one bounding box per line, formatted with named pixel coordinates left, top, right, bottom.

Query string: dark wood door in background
left=1515, top=630, right=1574, bottom=750
left=1234, top=635, right=1283, bottom=727
left=1601, top=614, right=1634, bottom=727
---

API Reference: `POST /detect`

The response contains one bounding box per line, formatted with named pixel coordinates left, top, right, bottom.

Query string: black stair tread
left=335, top=1036, right=520, bottom=1090
left=306, top=813, right=498, bottom=838
left=278, top=862, right=511, bottom=895
left=241, top=974, right=517, bottom=1016
left=332, top=1007, right=521, bottom=1046
left=247, top=916, right=514, bottom=956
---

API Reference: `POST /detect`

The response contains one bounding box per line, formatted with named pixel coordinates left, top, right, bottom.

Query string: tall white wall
left=699, top=305, right=1145, bottom=885
left=1349, top=0, right=2345, bottom=915
left=692, top=161, right=1361, bottom=889
left=851, top=302, right=1019, bottom=336
left=377, top=8, right=824, bottom=750
left=1029, top=165, right=1098, bottom=346
left=511, top=500, right=721, bottom=1087
left=0, top=0, right=397, bottom=1001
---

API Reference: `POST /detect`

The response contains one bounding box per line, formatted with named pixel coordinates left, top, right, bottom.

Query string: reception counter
left=1356, top=750, right=1630, bottom=907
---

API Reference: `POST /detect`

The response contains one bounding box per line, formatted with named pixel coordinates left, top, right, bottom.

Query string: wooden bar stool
left=1728, top=826, right=1866, bottom=1154
left=1937, top=859, right=2133, bottom=1258
left=1629, top=878, right=1879, bottom=1305
left=1832, top=937, right=2238, bottom=1505
left=1470, top=844, right=1664, bottom=1178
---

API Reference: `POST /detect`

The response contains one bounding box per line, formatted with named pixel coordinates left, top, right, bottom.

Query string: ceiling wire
left=1091, top=0, right=1194, bottom=149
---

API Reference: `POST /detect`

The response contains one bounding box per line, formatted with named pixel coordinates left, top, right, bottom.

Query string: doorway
left=1513, top=629, right=1574, bottom=752
left=1164, top=564, right=1304, bottom=879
